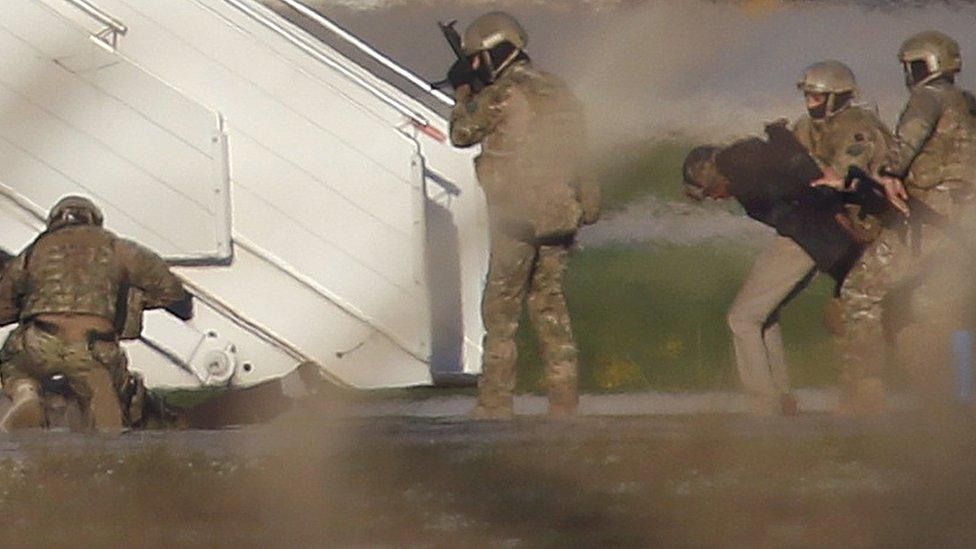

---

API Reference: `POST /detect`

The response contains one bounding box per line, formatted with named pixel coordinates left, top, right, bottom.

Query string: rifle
left=434, top=20, right=484, bottom=93
left=440, top=20, right=464, bottom=59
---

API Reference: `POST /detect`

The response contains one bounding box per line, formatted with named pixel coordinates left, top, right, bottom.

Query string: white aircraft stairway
left=0, top=0, right=488, bottom=391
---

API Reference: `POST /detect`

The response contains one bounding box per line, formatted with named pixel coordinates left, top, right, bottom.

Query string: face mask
left=808, top=102, right=829, bottom=119
left=903, top=60, right=930, bottom=87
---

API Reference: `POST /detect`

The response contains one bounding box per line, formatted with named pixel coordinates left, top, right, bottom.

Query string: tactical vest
left=794, top=106, right=892, bottom=241
left=476, top=62, right=584, bottom=240
left=20, top=225, right=124, bottom=322
left=793, top=106, right=889, bottom=176
left=906, top=83, right=976, bottom=189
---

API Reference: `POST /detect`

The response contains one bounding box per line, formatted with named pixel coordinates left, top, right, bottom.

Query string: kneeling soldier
left=0, top=196, right=189, bottom=433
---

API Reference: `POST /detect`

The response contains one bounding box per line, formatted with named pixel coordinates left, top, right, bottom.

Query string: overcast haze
left=278, top=0, right=976, bottom=144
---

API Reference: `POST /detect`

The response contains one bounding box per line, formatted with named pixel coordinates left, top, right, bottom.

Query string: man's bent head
left=682, top=145, right=731, bottom=200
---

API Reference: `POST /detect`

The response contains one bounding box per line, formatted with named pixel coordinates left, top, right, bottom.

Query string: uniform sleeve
left=791, top=116, right=830, bottom=172
left=791, top=117, right=811, bottom=149
left=0, top=254, right=28, bottom=326
left=884, top=87, right=943, bottom=177
left=449, top=84, right=507, bottom=148
left=867, top=122, right=894, bottom=175
left=116, top=239, right=186, bottom=310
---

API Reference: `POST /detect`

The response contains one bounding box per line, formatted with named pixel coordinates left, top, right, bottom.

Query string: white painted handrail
left=62, top=0, right=127, bottom=47
left=63, top=0, right=127, bottom=34
left=222, top=0, right=436, bottom=129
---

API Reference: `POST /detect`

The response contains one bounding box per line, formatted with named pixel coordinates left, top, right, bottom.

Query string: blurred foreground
left=2, top=401, right=975, bottom=546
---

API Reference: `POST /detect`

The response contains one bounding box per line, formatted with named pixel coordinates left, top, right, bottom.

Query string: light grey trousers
left=727, top=235, right=817, bottom=400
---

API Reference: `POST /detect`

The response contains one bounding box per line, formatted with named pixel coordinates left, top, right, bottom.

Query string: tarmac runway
left=0, top=391, right=973, bottom=546
left=0, top=388, right=929, bottom=458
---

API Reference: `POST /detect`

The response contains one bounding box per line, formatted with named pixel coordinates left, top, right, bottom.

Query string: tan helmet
left=796, top=60, right=858, bottom=95
left=797, top=60, right=858, bottom=118
left=899, top=30, right=962, bottom=86
left=47, top=195, right=104, bottom=229
left=462, top=11, right=527, bottom=56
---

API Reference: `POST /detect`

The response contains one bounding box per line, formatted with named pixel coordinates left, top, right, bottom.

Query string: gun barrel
left=438, top=20, right=465, bottom=58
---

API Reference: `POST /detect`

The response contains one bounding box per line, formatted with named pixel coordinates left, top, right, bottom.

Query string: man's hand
left=164, top=292, right=194, bottom=321
left=879, top=175, right=910, bottom=217
left=810, top=166, right=845, bottom=190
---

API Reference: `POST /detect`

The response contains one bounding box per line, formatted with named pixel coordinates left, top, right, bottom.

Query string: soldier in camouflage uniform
left=792, top=61, right=896, bottom=416
left=0, top=196, right=188, bottom=433
left=877, top=31, right=976, bottom=406
left=449, top=12, right=600, bottom=419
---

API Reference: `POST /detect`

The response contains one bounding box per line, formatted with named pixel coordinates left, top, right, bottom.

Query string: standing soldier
left=0, top=196, right=189, bottom=433
left=877, top=31, right=976, bottom=406
left=792, top=61, right=897, bottom=416
left=448, top=12, right=600, bottom=419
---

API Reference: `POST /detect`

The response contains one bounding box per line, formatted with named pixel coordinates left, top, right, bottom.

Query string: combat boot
left=780, top=393, right=799, bottom=417
left=746, top=393, right=779, bottom=417
left=469, top=388, right=514, bottom=421
left=85, top=367, right=124, bottom=436
left=852, top=377, right=886, bottom=417
left=0, top=379, right=45, bottom=432
left=547, top=385, right=579, bottom=419
left=547, top=402, right=577, bottom=419
left=834, top=377, right=886, bottom=418
left=469, top=404, right=514, bottom=421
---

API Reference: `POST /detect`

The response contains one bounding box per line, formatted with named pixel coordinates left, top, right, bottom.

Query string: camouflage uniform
left=881, top=78, right=976, bottom=403
left=794, top=106, right=895, bottom=414
left=0, top=214, right=186, bottom=432
left=451, top=59, right=600, bottom=416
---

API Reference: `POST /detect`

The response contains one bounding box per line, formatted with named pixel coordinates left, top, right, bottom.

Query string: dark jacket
left=716, top=122, right=863, bottom=289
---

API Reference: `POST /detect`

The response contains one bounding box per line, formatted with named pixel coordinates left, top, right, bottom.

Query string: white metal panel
left=419, top=142, right=489, bottom=376
left=121, top=0, right=489, bottom=384
left=173, top=243, right=433, bottom=389
left=5, top=0, right=489, bottom=389
left=218, top=0, right=491, bottom=377
left=70, top=0, right=434, bottom=353
left=235, top=0, right=491, bottom=376
left=0, top=0, right=231, bottom=260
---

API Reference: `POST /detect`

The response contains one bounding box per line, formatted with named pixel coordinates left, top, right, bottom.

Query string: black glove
left=447, top=57, right=477, bottom=90
left=165, top=292, right=194, bottom=321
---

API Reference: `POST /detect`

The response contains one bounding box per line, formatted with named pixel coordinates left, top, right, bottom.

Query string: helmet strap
left=492, top=48, right=522, bottom=80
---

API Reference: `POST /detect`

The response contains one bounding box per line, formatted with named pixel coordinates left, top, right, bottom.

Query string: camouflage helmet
left=796, top=60, right=858, bottom=95
left=462, top=11, right=527, bottom=56
left=47, top=195, right=104, bottom=229
left=899, top=31, right=961, bottom=86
